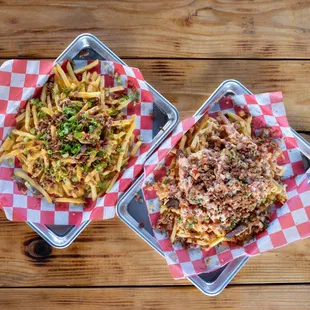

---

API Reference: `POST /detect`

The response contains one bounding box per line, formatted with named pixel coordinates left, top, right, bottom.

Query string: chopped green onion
left=71, top=143, right=81, bottom=155
left=128, top=90, right=140, bottom=102
left=37, top=110, right=46, bottom=119
left=30, top=128, right=36, bottom=135
left=186, top=222, right=194, bottom=229
left=62, top=88, right=71, bottom=95
left=29, top=98, right=44, bottom=108
left=71, top=177, right=78, bottom=183
left=107, top=109, right=118, bottom=116
left=119, top=95, right=129, bottom=104
left=23, top=137, right=30, bottom=142
left=24, top=181, right=32, bottom=189
left=98, top=181, right=105, bottom=189
left=74, top=131, right=83, bottom=138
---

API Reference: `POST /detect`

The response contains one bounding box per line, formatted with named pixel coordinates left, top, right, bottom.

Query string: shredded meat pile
left=155, top=113, right=286, bottom=248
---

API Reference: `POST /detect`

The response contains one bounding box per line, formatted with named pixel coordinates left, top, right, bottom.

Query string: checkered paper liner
left=142, top=92, right=310, bottom=279
left=0, top=59, right=154, bottom=225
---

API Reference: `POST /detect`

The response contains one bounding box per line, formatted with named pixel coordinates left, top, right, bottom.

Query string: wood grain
left=2, top=1, right=310, bottom=59
left=1, top=59, right=310, bottom=131
left=0, top=286, right=309, bottom=309
left=125, top=59, right=310, bottom=130
left=0, top=58, right=309, bottom=287
left=0, top=213, right=309, bottom=287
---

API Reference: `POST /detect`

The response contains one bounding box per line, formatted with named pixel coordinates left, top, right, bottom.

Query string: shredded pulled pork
left=155, top=112, right=286, bottom=249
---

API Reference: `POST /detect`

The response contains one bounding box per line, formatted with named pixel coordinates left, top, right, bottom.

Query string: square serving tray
left=117, top=79, right=310, bottom=296
left=27, top=33, right=179, bottom=248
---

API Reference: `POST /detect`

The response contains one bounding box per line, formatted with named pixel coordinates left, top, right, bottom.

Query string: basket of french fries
left=142, top=92, right=310, bottom=279
left=0, top=59, right=153, bottom=224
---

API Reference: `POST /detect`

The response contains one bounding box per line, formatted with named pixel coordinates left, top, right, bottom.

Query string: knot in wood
left=25, top=238, right=52, bottom=259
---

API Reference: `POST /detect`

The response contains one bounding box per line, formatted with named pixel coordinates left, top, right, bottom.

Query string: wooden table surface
left=0, top=1, right=310, bottom=309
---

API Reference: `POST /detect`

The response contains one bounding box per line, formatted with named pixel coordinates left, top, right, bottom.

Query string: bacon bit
left=79, top=49, right=89, bottom=58
left=239, top=110, right=245, bottom=117
left=135, top=193, right=143, bottom=202
left=17, top=182, right=28, bottom=194
left=138, top=222, right=145, bottom=228
left=204, top=257, right=211, bottom=267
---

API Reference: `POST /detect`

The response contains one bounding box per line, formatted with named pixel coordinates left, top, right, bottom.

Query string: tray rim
left=26, top=33, right=180, bottom=248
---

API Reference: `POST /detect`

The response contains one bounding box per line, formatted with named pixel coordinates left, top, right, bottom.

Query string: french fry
left=66, top=61, right=78, bottom=83
left=0, top=149, right=21, bottom=162
left=74, top=59, right=99, bottom=74
left=25, top=103, right=31, bottom=131
left=51, top=125, right=56, bottom=140
left=55, top=64, right=71, bottom=88
left=32, top=105, right=39, bottom=130
left=93, top=76, right=100, bottom=89
left=15, top=112, right=25, bottom=123
left=86, top=72, right=91, bottom=83
left=116, top=99, right=131, bottom=110
left=116, top=119, right=135, bottom=172
left=15, top=170, right=52, bottom=203
left=111, top=120, right=132, bottom=126
left=90, top=183, right=97, bottom=200
left=40, top=107, right=54, bottom=117
left=91, top=71, right=98, bottom=81
left=40, top=84, right=47, bottom=103
left=179, top=135, right=187, bottom=151
left=109, top=86, right=124, bottom=93
left=12, top=130, right=36, bottom=139
left=74, top=92, right=101, bottom=99
left=53, top=66, right=65, bottom=89
left=100, top=90, right=105, bottom=108
left=100, top=75, right=105, bottom=89
left=0, top=136, right=15, bottom=152
left=76, top=166, right=82, bottom=181
left=54, top=198, right=85, bottom=204
left=170, top=220, right=178, bottom=243
left=130, top=141, right=142, bottom=158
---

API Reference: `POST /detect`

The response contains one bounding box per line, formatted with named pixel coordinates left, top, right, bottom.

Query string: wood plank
left=1, top=59, right=310, bottom=130
left=0, top=213, right=309, bottom=287
left=0, top=286, right=309, bottom=309
left=0, top=58, right=309, bottom=286
left=2, top=1, right=310, bottom=59
left=125, top=59, right=310, bottom=130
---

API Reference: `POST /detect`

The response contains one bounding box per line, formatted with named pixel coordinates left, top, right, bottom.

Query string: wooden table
left=0, top=1, right=310, bottom=309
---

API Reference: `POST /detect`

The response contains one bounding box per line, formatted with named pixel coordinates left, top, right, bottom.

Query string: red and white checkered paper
left=0, top=59, right=154, bottom=225
left=142, top=92, right=310, bottom=279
